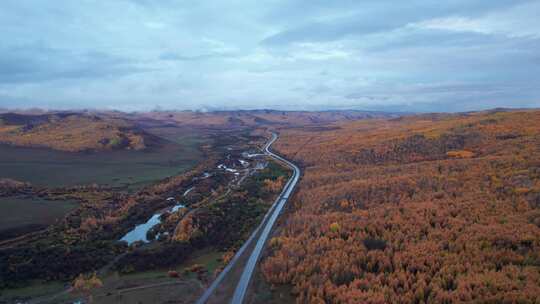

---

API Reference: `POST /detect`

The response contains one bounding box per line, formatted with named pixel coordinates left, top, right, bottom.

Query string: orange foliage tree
left=261, top=110, right=540, bottom=303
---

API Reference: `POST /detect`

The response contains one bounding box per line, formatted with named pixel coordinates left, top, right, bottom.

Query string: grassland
left=0, top=249, right=222, bottom=304
left=0, top=133, right=205, bottom=189
left=0, top=280, right=66, bottom=303
left=0, top=196, right=78, bottom=239
left=0, top=113, right=209, bottom=190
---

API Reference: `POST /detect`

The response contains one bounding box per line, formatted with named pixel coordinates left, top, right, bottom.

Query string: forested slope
left=261, top=110, right=540, bottom=303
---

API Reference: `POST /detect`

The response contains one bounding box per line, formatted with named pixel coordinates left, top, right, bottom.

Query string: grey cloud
left=159, top=51, right=237, bottom=62
left=261, top=0, right=533, bottom=46
left=344, top=81, right=540, bottom=112
left=0, top=44, right=145, bottom=84
left=346, top=83, right=509, bottom=99
left=260, top=13, right=408, bottom=46
left=0, top=0, right=539, bottom=111
left=364, top=30, right=501, bottom=52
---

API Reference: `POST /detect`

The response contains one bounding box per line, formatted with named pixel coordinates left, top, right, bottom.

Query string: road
left=196, top=132, right=301, bottom=304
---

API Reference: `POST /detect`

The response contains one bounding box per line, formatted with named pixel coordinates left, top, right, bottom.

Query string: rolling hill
left=0, top=112, right=161, bottom=152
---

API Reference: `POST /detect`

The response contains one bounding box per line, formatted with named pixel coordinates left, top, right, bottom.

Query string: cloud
left=0, top=0, right=539, bottom=111
left=159, top=52, right=236, bottom=61
left=343, top=81, right=540, bottom=112
left=411, top=4, right=540, bottom=39
left=259, top=0, right=533, bottom=46
left=0, top=44, right=146, bottom=84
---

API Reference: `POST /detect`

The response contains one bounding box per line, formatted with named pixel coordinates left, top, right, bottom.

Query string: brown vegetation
left=0, top=112, right=152, bottom=152
left=264, top=176, right=286, bottom=193
left=262, top=110, right=540, bottom=303
left=135, top=110, right=394, bottom=130
left=73, top=272, right=103, bottom=292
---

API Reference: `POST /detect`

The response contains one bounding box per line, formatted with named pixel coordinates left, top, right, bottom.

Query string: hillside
left=0, top=110, right=396, bottom=152
left=261, top=110, right=540, bottom=303
left=133, top=110, right=396, bottom=130
left=0, top=112, right=158, bottom=152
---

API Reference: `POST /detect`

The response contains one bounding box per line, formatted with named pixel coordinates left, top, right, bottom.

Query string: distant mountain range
left=0, top=109, right=401, bottom=152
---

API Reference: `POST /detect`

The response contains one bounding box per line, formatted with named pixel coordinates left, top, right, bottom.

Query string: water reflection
left=120, top=203, right=185, bottom=245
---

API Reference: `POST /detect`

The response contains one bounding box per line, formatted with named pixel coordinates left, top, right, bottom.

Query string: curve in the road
left=196, top=133, right=301, bottom=304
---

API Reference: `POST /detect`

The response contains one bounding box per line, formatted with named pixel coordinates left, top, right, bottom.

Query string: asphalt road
left=195, top=132, right=301, bottom=304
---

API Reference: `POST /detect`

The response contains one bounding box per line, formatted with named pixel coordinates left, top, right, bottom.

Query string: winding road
left=196, top=132, right=301, bottom=304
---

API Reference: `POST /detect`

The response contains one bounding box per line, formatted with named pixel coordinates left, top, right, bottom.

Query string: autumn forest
left=261, top=110, right=540, bottom=303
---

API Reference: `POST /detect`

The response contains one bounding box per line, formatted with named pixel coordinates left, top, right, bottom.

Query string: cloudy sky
left=1, top=0, right=539, bottom=112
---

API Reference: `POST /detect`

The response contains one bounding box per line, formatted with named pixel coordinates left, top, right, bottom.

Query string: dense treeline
left=262, top=110, right=540, bottom=303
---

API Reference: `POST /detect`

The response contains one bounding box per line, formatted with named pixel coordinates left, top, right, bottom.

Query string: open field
left=0, top=134, right=205, bottom=189
left=0, top=280, right=67, bottom=303
left=0, top=249, right=222, bottom=304
left=0, top=196, right=78, bottom=239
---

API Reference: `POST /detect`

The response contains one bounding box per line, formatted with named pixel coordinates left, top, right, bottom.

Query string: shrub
left=167, top=270, right=179, bottom=278
left=446, top=150, right=475, bottom=158
left=73, top=272, right=103, bottom=292
left=329, top=222, right=341, bottom=233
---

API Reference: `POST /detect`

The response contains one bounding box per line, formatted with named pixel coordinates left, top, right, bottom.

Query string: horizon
left=0, top=105, right=538, bottom=115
